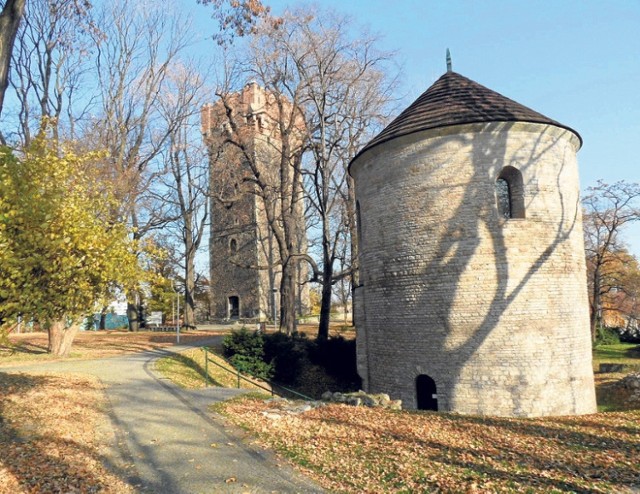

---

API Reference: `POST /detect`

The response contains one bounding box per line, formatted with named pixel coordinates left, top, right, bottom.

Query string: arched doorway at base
left=228, top=296, right=240, bottom=319
left=416, top=374, right=438, bottom=411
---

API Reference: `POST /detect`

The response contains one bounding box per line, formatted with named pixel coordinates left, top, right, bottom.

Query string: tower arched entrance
left=228, top=296, right=240, bottom=319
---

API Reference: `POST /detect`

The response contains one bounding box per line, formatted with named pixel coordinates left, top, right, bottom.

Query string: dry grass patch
left=0, top=372, right=135, bottom=493
left=594, top=372, right=638, bottom=412
left=155, top=347, right=271, bottom=392
left=0, top=330, right=220, bottom=366
left=219, top=397, right=640, bottom=493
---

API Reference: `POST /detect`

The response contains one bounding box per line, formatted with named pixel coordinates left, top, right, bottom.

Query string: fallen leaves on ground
left=220, top=397, right=640, bottom=493
left=0, top=372, right=135, bottom=493
left=0, top=330, right=219, bottom=365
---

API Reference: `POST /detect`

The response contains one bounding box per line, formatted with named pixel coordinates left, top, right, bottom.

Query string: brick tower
left=202, top=83, right=309, bottom=321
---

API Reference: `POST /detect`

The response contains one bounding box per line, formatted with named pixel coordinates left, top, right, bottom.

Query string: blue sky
left=188, top=0, right=640, bottom=254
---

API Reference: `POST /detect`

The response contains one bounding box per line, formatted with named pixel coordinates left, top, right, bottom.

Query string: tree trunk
left=47, top=320, right=80, bottom=357
left=317, top=275, right=333, bottom=341
left=267, top=230, right=277, bottom=323
left=591, top=267, right=601, bottom=343
left=590, top=305, right=599, bottom=344
left=127, top=301, right=140, bottom=332
left=280, top=263, right=297, bottom=335
left=317, top=244, right=335, bottom=341
left=0, top=0, right=26, bottom=120
left=99, top=306, right=108, bottom=330
left=183, top=244, right=197, bottom=329
left=347, top=174, right=359, bottom=327
left=317, top=200, right=336, bottom=340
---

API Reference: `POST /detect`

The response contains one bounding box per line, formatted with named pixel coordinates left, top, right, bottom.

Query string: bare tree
left=208, top=53, right=307, bottom=334
left=583, top=180, right=640, bottom=341
left=0, top=0, right=25, bottom=124
left=334, top=228, right=353, bottom=324
left=208, top=9, right=396, bottom=337
left=247, top=9, right=396, bottom=339
left=88, top=0, right=196, bottom=330
left=157, top=62, right=210, bottom=328
left=197, top=0, right=270, bottom=45
left=5, top=0, right=96, bottom=146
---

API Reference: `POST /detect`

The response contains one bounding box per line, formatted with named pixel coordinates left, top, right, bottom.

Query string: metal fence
left=201, top=347, right=313, bottom=401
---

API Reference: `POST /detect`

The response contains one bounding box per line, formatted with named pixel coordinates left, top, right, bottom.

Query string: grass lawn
left=593, top=342, right=640, bottom=412
left=593, top=342, right=640, bottom=367
left=154, top=346, right=270, bottom=393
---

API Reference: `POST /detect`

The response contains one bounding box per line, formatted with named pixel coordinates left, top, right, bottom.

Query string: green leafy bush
left=228, top=354, right=273, bottom=380
left=223, top=327, right=264, bottom=358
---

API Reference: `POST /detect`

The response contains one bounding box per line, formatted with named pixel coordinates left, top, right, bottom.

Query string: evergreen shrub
left=595, top=326, right=621, bottom=346
left=222, top=328, right=360, bottom=396
left=222, top=327, right=273, bottom=379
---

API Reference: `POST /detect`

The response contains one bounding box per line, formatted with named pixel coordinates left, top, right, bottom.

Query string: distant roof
left=352, top=71, right=582, bottom=162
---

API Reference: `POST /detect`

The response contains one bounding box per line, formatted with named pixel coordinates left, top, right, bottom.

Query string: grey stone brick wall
left=209, top=179, right=263, bottom=319
left=351, top=121, right=597, bottom=417
left=205, top=83, right=310, bottom=321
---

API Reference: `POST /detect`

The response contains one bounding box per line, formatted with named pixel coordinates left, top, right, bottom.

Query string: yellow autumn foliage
left=0, top=138, right=139, bottom=334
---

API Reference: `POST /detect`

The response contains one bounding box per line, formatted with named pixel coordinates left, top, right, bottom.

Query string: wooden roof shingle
left=353, top=71, right=581, bottom=162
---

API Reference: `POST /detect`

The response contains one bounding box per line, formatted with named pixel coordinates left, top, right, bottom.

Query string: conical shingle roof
left=353, top=71, right=581, bottom=162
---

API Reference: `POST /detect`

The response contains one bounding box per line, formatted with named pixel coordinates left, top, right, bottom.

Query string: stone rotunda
left=350, top=69, right=596, bottom=417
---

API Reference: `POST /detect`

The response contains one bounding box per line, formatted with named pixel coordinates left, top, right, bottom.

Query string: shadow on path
left=0, top=338, right=323, bottom=493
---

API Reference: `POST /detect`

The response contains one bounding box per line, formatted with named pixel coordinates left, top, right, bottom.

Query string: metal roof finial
left=446, top=48, right=452, bottom=72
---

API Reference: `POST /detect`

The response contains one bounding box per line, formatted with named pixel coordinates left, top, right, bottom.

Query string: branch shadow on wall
left=364, top=118, right=584, bottom=413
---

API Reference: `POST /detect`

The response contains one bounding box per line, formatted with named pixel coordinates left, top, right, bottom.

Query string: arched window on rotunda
left=496, top=166, right=525, bottom=219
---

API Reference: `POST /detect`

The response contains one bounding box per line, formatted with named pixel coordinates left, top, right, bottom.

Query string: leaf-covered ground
left=0, top=372, right=135, bottom=494
left=0, top=330, right=219, bottom=365
left=2, top=334, right=637, bottom=492
left=0, top=331, right=220, bottom=492
left=219, top=397, right=640, bottom=493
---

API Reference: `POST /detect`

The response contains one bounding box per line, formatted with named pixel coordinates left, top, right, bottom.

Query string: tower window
left=229, top=238, right=237, bottom=254
left=356, top=200, right=363, bottom=245
left=496, top=166, right=525, bottom=219
left=496, top=178, right=510, bottom=218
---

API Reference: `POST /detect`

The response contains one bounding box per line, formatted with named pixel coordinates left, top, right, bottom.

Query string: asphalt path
left=0, top=338, right=324, bottom=493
